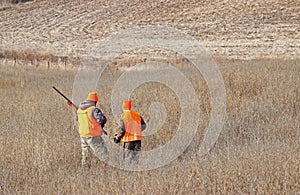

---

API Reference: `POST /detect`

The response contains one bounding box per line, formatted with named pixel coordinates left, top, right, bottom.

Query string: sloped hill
left=0, top=0, right=299, bottom=59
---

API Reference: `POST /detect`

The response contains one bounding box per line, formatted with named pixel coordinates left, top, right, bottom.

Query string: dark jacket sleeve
left=141, top=116, right=146, bottom=131
left=92, top=108, right=107, bottom=128
left=116, top=119, right=126, bottom=140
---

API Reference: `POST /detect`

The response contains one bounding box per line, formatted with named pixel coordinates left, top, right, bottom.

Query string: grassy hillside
left=0, top=58, right=299, bottom=194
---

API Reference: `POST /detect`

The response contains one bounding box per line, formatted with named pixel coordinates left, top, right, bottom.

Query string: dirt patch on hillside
left=0, top=0, right=299, bottom=59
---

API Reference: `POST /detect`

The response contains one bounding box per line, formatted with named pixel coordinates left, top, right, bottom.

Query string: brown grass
left=0, top=57, right=299, bottom=194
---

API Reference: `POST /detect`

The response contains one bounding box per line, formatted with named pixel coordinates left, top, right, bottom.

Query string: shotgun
left=52, top=86, right=78, bottom=110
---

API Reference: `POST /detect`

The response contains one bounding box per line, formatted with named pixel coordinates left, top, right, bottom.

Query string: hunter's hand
left=114, top=134, right=120, bottom=143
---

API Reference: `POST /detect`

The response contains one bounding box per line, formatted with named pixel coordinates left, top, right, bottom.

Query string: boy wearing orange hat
left=114, top=100, right=146, bottom=164
left=77, top=92, right=108, bottom=167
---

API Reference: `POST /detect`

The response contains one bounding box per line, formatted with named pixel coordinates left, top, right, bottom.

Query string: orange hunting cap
left=122, top=100, right=132, bottom=110
left=86, top=92, right=99, bottom=102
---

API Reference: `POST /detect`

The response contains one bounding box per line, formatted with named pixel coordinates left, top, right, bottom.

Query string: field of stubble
left=1, top=0, right=300, bottom=59
left=0, top=57, right=299, bottom=194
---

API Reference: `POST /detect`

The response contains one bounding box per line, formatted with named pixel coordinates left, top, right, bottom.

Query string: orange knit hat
left=122, top=100, right=132, bottom=110
left=86, top=92, right=99, bottom=102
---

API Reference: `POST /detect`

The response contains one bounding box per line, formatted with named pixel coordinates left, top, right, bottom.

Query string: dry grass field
left=0, top=0, right=300, bottom=194
left=0, top=57, right=299, bottom=194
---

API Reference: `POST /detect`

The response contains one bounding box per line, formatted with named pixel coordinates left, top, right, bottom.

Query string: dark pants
left=123, top=140, right=141, bottom=164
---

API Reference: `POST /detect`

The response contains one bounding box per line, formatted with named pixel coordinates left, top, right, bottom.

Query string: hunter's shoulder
left=79, top=100, right=96, bottom=109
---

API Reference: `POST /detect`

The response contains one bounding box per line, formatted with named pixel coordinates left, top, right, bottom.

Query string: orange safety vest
left=121, top=110, right=142, bottom=142
left=77, top=106, right=103, bottom=137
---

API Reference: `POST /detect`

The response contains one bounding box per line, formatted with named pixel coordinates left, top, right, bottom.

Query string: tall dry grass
left=0, top=57, right=299, bottom=194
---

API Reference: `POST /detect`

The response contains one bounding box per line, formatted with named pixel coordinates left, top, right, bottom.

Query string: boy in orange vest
left=76, top=92, right=107, bottom=167
left=114, top=100, right=146, bottom=164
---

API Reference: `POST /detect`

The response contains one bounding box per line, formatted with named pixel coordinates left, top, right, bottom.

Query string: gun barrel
left=52, top=86, right=78, bottom=110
